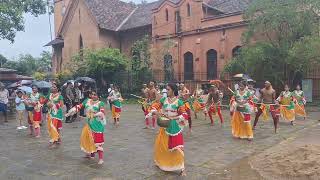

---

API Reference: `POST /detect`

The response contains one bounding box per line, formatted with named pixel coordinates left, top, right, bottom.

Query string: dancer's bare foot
left=143, top=126, right=149, bottom=129
left=98, top=159, right=104, bottom=165
left=180, top=170, right=186, bottom=176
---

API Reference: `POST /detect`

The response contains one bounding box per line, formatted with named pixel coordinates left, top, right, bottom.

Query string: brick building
left=47, top=0, right=249, bottom=81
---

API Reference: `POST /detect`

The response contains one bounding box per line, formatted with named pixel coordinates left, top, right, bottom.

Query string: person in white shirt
left=107, top=84, right=114, bottom=110
left=162, top=87, right=168, bottom=98
left=0, top=83, right=9, bottom=123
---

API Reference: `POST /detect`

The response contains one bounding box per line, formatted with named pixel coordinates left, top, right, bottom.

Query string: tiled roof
left=82, top=0, right=250, bottom=31
left=119, top=1, right=160, bottom=31
left=204, top=0, right=251, bottom=13
left=84, top=0, right=136, bottom=31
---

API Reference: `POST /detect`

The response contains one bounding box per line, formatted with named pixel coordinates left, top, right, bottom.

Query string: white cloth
left=0, top=89, right=9, bottom=104
left=162, top=89, right=168, bottom=98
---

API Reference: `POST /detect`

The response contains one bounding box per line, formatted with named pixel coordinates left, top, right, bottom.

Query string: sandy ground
left=250, top=123, right=320, bottom=180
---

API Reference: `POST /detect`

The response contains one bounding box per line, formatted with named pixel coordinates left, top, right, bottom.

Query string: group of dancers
left=11, top=80, right=307, bottom=176
left=140, top=80, right=307, bottom=176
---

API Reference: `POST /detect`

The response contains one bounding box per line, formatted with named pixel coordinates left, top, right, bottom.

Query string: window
left=207, top=49, right=218, bottom=79
left=164, top=54, right=173, bottom=81
left=153, top=16, right=157, bottom=25
left=187, top=3, right=191, bottom=17
left=165, top=9, right=169, bottom=21
left=232, top=46, right=241, bottom=57
left=184, top=52, right=194, bottom=80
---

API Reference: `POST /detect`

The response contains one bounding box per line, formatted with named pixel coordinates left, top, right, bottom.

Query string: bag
left=157, top=116, right=170, bottom=128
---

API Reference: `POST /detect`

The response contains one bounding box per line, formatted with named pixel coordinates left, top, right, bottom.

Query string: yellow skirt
left=280, top=106, right=295, bottom=121
left=111, top=106, right=120, bottom=119
left=154, top=128, right=184, bottom=172
left=80, top=124, right=97, bottom=153
left=47, top=116, right=59, bottom=143
left=295, top=104, right=306, bottom=117
left=231, top=111, right=253, bottom=139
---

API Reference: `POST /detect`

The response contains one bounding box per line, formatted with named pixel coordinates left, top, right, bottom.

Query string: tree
left=224, top=0, right=320, bottom=87
left=131, top=35, right=151, bottom=71
left=72, top=48, right=128, bottom=86
left=3, top=51, right=52, bottom=76
left=0, top=0, right=47, bottom=42
left=0, top=54, right=8, bottom=67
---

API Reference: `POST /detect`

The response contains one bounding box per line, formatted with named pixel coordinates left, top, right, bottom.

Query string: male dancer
left=253, top=81, right=280, bottom=133
left=179, top=83, right=192, bottom=132
left=145, top=82, right=157, bottom=129
left=206, top=85, right=224, bottom=126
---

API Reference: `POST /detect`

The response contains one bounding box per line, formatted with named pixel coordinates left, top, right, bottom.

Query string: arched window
left=184, top=52, right=194, bottom=80
left=207, top=49, right=218, bottom=79
left=232, top=46, right=242, bottom=57
left=187, top=3, right=191, bottom=16
left=165, top=9, right=169, bottom=21
left=164, top=54, right=173, bottom=81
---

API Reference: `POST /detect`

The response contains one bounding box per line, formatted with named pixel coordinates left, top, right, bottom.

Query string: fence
left=100, top=69, right=320, bottom=100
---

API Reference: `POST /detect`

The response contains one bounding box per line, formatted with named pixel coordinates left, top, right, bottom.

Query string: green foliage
left=33, top=71, right=46, bottom=80
left=131, top=35, right=151, bottom=71
left=0, top=0, right=47, bottom=42
left=72, top=48, right=128, bottom=85
left=0, top=54, right=8, bottom=67
left=3, top=51, right=52, bottom=76
left=225, top=0, right=320, bottom=87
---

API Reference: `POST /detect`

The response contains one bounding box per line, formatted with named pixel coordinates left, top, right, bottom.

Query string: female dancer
left=66, top=90, right=106, bottom=164
left=108, top=86, right=123, bottom=127
left=150, top=83, right=189, bottom=176
left=230, top=82, right=255, bottom=140
left=277, top=85, right=295, bottom=125
left=47, top=83, right=64, bottom=147
left=293, top=85, right=307, bottom=119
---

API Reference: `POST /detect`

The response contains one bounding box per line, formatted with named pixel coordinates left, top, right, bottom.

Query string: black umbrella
left=33, top=81, right=52, bottom=89
left=75, top=77, right=96, bottom=83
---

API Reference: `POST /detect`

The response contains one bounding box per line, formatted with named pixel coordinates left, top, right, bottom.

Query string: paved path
left=0, top=104, right=319, bottom=180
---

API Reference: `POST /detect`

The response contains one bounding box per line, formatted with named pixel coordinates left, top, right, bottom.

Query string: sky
left=0, top=0, right=150, bottom=60
left=0, top=13, right=54, bottom=60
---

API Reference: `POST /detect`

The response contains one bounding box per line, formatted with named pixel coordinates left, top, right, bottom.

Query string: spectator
left=73, top=83, right=82, bottom=121
left=0, top=82, right=9, bottom=123
left=65, top=82, right=75, bottom=123
left=15, top=90, right=27, bottom=130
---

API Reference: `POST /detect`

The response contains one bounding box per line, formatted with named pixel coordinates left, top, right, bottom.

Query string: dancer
left=108, top=85, right=123, bottom=127
left=66, top=90, right=106, bottom=165
left=230, top=81, right=255, bottom=140
left=150, top=83, right=188, bottom=176
left=277, top=85, right=295, bottom=125
left=179, top=83, right=192, bottom=132
left=26, top=86, right=43, bottom=137
left=293, top=85, right=307, bottom=119
left=192, top=86, right=207, bottom=120
left=253, top=81, right=280, bottom=133
left=206, top=85, right=224, bottom=126
left=145, top=82, right=157, bottom=129
left=47, top=83, right=64, bottom=147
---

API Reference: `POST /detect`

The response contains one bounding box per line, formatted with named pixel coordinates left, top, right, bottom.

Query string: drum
left=157, top=116, right=170, bottom=128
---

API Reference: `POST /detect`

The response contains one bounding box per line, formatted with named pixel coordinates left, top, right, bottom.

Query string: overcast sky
left=0, top=0, right=152, bottom=59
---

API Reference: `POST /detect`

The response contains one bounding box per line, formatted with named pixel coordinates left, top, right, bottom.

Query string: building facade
left=48, top=0, right=249, bottom=81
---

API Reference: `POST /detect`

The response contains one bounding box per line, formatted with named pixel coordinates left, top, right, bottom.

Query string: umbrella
left=75, top=77, right=95, bottom=83
left=63, top=80, right=75, bottom=87
left=18, top=86, right=32, bottom=94
left=33, top=81, right=52, bottom=89
left=21, top=80, right=33, bottom=85
left=233, top=74, right=251, bottom=80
